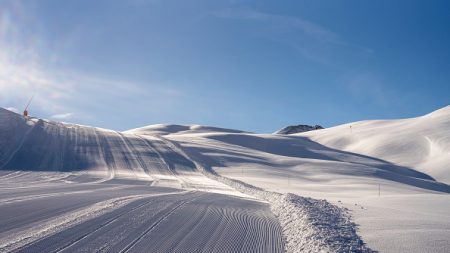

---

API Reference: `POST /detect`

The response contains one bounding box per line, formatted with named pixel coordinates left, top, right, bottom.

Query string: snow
left=0, top=108, right=282, bottom=252
left=0, top=194, right=146, bottom=252
left=125, top=123, right=249, bottom=136
left=189, top=168, right=374, bottom=253
left=0, top=171, right=284, bottom=252
left=1, top=105, right=449, bottom=252
left=299, top=105, right=450, bottom=184
left=349, top=194, right=450, bottom=253
left=0, top=108, right=242, bottom=197
left=165, top=106, right=450, bottom=252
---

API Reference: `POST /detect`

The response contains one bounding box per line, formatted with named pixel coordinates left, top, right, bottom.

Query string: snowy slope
left=165, top=129, right=450, bottom=252
left=1, top=106, right=449, bottom=252
left=300, top=105, right=450, bottom=184
left=163, top=105, right=450, bottom=253
left=168, top=131, right=449, bottom=195
left=0, top=108, right=288, bottom=252
left=126, top=123, right=249, bottom=136
left=0, top=108, right=242, bottom=195
left=0, top=108, right=375, bottom=252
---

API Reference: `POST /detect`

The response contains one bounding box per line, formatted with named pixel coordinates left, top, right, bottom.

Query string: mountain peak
left=274, top=124, right=324, bottom=135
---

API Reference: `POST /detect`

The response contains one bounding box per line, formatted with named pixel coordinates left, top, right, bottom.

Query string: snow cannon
left=23, top=96, right=34, bottom=117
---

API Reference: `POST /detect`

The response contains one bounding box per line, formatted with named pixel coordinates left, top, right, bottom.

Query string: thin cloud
left=0, top=1, right=69, bottom=114
left=212, top=8, right=339, bottom=44
left=211, top=8, right=372, bottom=65
left=51, top=112, right=74, bottom=120
left=0, top=2, right=185, bottom=124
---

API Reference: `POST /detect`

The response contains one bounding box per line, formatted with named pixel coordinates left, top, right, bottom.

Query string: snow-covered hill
left=1, top=105, right=448, bottom=193
left=0, top=108, right=240, bottom=195
left=166, top=127, right=450, bottom=194
left=159, top=106, right=450, bottom=253
left=126, top=124, right=249, bottom=136
left=300, top=105, right=450, bottom=184
left=1, top=106, right=449, bottom=252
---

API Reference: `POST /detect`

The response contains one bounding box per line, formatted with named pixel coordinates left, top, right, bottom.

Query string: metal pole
left=24, top=95, right=34, bottom=111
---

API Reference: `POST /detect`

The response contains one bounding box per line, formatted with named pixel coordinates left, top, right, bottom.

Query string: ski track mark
left=119, top=192, right=203, bottom=253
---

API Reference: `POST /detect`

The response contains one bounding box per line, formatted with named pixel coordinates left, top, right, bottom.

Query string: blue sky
left=1, top=0, right=449, bottom=133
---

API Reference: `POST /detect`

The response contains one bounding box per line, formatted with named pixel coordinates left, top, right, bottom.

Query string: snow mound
left=275, top=124, right=324, bottom=135
left=300, top=105, right=450, bottom=184
left=276, top=193, right=372, bottom=253
left=232, top=181, right=373, bottom=252
left=125, top=124, right=248, bottom=136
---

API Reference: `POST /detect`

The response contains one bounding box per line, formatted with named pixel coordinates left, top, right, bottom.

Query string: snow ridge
left=277, top=194, right=371, bottom=253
